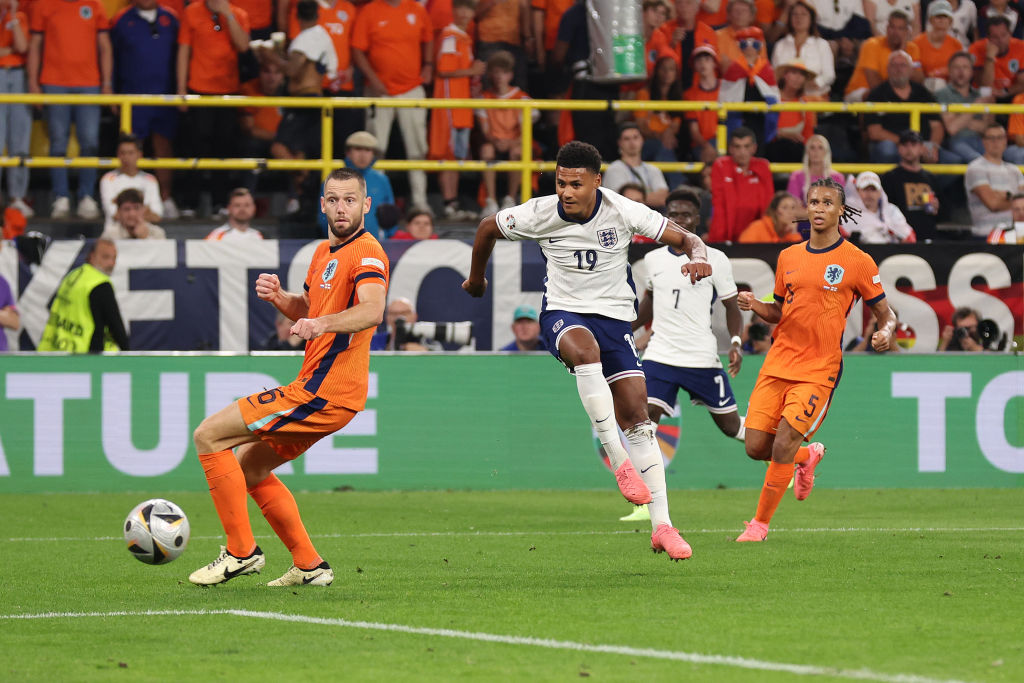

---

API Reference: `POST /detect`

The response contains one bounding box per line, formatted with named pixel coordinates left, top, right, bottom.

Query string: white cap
left=856, top=171, right=882, bottom=190
left=927, top=0, right=954, bottom=19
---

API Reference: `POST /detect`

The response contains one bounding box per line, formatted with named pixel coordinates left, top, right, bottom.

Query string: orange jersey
left=969, top=38, right=1024, bottom=91
left=631, top=87, right=681, bottom=135
left=239, top=79, right=282, bottom=136
left=0, top=10, right=28, bottom=68
left=433, top=23, right=473, bottom=123
left=776, top=96, right=815, bottom=143
left=178, top=2, right=251, bottom=94
left=531, top=0, right=573, bottom=51
left=297, top=232, right=389, bottom=411
left=699, top=0, right=775, bottom=28
left=911, top=32, right=962, bottom=81
left=1008, top=92, right=1024, bottom=139
left=682, top=81, right=719, bottom=141
left=428, top=23, right=474, bottom=158
left=286, top=0, right=356, bottom=91
left=738, top=216, right=802, bottom=243
left=476, top=86, right=530, bottom=140
left=232, top=0, right=271, bottom=30
left=760, top=238, right=886, bottom=387
left=477, top=0, right=520, bottom=44
left=31, top=0, right=109, bottom=87
left=351, top=0, right=432, bottom=96
left=845, top=36, right=920, bottom=95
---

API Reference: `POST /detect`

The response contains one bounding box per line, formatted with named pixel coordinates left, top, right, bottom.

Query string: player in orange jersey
left=188, top=167, right=389, bottom=586
left=734, top=177, right=896, bottom=542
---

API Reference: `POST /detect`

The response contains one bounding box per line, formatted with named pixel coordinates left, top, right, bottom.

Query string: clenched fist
left=681, top=257, right=712, bottom=284
left=290, top=317, right=325, bottom=340
left=255, top=273, right=282, bottom=302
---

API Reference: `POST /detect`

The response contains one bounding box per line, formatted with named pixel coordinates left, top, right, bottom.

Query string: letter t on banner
left=892, top=372, right=972, bottom=472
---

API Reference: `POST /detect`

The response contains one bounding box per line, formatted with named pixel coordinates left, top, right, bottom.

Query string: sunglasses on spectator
left=211, top=12, right=222, bottom=31
left=739, top=38, right=762, bottom=50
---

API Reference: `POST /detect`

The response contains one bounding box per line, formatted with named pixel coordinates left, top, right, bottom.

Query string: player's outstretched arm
left=463, top=214, right=505, bottom=297
left=737, top=291, right=782, bottom=324
left=868, top=299, right=897, bottom=352
left=291, top=281, right=386, bottom=340
left=659, top=220, right=711, bottom=284
left=722, top=295, right=743, bottom=377
left=256, top=273, right=310, bottom=322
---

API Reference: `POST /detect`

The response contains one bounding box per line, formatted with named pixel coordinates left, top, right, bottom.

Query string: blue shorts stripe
left=266, top=396, right=329, bottom=432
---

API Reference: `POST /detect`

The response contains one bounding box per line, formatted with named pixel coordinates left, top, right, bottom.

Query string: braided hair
left=808, top=177, right=861, bottom=225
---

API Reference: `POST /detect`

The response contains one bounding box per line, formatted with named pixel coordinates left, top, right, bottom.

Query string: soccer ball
left=123, top=498, right=190, bottom=565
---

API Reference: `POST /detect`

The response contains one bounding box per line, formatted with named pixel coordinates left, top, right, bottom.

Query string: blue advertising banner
left=1, top=240, right=1020, bottom=352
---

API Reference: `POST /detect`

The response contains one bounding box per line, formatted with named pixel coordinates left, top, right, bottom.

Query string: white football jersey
left=641, top=245, right=737, bottom=368
left=495, top=188, right=667, bottom=321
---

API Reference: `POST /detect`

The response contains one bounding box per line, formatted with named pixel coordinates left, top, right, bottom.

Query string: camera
left=394, top=318, right=473, bottom=348
left=953, top=319, right=1007, bottom=351
left=978, top=319, right=1007, bottom=351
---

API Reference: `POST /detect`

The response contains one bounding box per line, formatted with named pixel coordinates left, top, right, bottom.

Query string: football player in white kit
left=619, top=188, right=748, bottom=522
left=463, top=141, right=712, bottom=561
left=638, top=187, right=746, bottom=438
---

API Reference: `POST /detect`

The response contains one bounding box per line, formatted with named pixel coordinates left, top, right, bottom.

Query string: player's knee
left=717, top=413, right=741, bottom=437
left=193, top=419, right=216, bottom=454
left=745, top=440, right=769, bottom=461
left=241, top=464, right=270, bottom=489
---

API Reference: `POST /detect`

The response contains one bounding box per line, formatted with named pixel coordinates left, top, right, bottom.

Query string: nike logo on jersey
left=640, top=464, right=658, bottom=473
left=786, top=270, right=797, bottom=274
left=718, top=398, right=730, bottom=406
left=548, top=238, right=565, bottom=243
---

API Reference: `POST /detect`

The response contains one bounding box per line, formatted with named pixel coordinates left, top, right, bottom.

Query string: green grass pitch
left=1, top=488, right=1021, bottom=682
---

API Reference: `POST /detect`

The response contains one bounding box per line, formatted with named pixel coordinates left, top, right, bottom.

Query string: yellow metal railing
left=2, top=93, right=1020, bottom=202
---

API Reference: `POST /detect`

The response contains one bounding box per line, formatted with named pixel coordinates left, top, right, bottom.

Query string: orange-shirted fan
left=31, top=0, right=109, bottom=87
left=178, top=1, right=251, bottom=94
left=286, top=0, right=357, bottom=91
left=531, top=0, right=573, bottom=52
left=350, top=0, right=432, bottom=95
left=0, top=10, right=27, bottom=69
left=428, top=23, right=474, bottom=159
left=969, top=37, right=1024, bottom=92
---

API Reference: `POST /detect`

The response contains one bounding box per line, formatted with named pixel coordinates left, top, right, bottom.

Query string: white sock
left=734, top=415, right=746, bottom=442
left=625, top=420, right=671, bottom=528
left=576, top=363, right=630, bottom=470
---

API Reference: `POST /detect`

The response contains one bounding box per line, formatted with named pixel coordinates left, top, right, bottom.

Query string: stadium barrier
left=0, top=353, right=1019, bottom=494
left=0, top=93, right=1017, bottom=203
left=2, top=239, right=1020, bottom=353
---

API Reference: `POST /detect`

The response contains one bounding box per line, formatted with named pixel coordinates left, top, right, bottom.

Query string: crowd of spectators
left=0, top=0, right=1022, bottom=246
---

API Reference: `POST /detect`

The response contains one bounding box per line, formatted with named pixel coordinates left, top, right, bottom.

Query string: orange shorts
left=744, top=374, right=835, bottom=440
left=237, top=381, right=356, bottom=461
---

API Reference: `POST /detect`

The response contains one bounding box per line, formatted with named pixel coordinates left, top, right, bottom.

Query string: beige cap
left=345, top=131, right=380, bottom=150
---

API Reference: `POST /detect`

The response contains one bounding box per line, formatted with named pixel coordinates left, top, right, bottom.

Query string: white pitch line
left=0, top=609, right=975, bottom=683
left=4, top=527, right=1024, bottom=543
